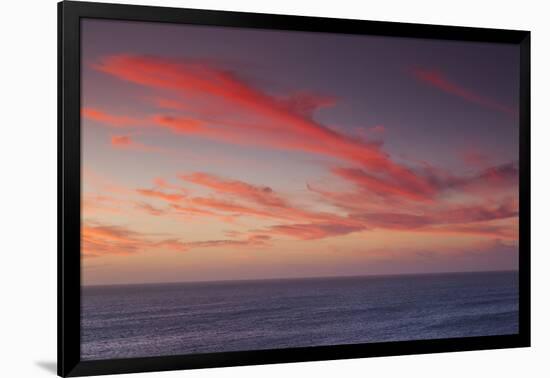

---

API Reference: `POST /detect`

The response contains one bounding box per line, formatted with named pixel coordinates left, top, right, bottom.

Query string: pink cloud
left=136, top=188, right=186, bottom=203
left=94, top=54, right=439, bottom=202
left=109, top=134, right=166, bottom=153
left=85, top=55, right=520, bottom=245
left=181, top=172, right=287, bottom=207
left=82, top=221, right=271, bottom=258
left=411, top=68, right=517, bottom=116
left=332, top=167, right=437, bottom=202
left=151, top=115, right=204, bottom=134
left=82, top=223, right=157, bottom=257
left=135, top=202, right=166, bottom=216
left=263, top=222, right=365, bottom=240
left=110, top=135, right=132, bottom=146
left=82, top=107, right=143, bottom=127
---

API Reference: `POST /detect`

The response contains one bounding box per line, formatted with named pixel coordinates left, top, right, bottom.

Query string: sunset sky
left=81, top=19, right=519, bottom=286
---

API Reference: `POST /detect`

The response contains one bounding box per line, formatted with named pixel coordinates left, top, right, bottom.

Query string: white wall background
left=1, top=0, right=547, bottom=376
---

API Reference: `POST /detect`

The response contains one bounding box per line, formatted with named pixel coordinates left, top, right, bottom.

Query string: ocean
left=81, top=271, right=518, bottom=360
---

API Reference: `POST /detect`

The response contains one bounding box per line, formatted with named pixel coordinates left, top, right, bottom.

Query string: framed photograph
left=58, top=1, right=530, bottom=376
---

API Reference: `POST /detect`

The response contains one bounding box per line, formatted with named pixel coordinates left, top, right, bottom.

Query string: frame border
left=58, top=1, right=531, bottom=376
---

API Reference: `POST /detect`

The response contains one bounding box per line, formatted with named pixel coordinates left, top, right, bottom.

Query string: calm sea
left=81, top=271, right=518, bottom=360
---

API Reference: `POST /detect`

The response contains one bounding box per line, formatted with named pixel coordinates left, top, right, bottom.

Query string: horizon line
left=82, top=268, right=518, bottom=288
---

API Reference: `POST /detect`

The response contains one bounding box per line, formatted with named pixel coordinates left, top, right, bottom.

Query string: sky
left=81, top=19, right=520, bottom=286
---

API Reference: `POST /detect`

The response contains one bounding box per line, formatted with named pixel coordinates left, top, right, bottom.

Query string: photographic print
left=80, top=18, right=520, bottom=362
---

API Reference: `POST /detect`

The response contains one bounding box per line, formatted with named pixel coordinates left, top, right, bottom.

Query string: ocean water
left=81, top=271, right=518, bottom=360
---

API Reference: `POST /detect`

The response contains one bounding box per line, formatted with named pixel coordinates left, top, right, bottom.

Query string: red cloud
left=134, top=174, right=365, bottom=239
left=153, top=178, right=189, bottom=195
left=332, top=167, right=437, bottom=202
left=88, top=55, right=520, bottom=244
left=167, top=235, right=268, bottom=251
left=411, top=68, right=517, bottom=116
left=136, top=202, right=165, bottom=216
left=82, top=224, right=155, bottom=257
left=140, top=172, right=517, bottom=242
left=189, top=196, right=276, bottom=219
left=95, top=54, right=439, bottom=202
left=82, top=107, right=143, bottom=127
left=85, top=165, right=518, bottom=247
left=417, top=222, right=517, bottom=240
left=109, top=134, right=166, bottom=153
left=330, top=161, right=518, bottom=203
left=154, top=178, right=175, bottom=189
left=82, top=222, right=270, bottom=257
left=354, top=202, right=517, bottom=231
left=440, top=162, right=519, bottom=195
left=181, top=172, right=287, bottom=207
left=111, top=135, right=132, bottom=146
left=136, top=188, right=186, bottom=203
left=308, top=164, right=518, bottom=240
left=170, top=203, right=220, bottom=217
left=188, top=193, right=359, bottom=227
left=264, top=222, right=365, bottom=240
left=151, top=115, right=204, bottom=134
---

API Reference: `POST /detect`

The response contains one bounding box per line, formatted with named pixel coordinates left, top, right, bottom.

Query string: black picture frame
left=58, top=1, right=531, bottom=376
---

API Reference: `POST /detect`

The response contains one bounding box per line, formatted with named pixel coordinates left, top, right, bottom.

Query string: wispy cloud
left=110, top=134, right=163, bottom=153
left=94, top=54, right=440, bottom=203
left=136, top=188, right=186, bottom=203
left=133, top=171, right=517, bottom=242
left=82, top=107, right=144, bottom=127
left=181, top=172, right=288, bottom=207
left=411, top=67, right=517, bottom=116
left=82, top=55, right=519, bottom=262
left=263, top=222, right=365, bottom=240
left=82, top=223, right=160, bottom=257
left=332, top=167, right=437, bottom=202
left=83, top=221, right=272, bottom=258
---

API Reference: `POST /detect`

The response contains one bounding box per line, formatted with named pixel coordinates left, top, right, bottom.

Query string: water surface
left=81, top=271, right=518, bottom=360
